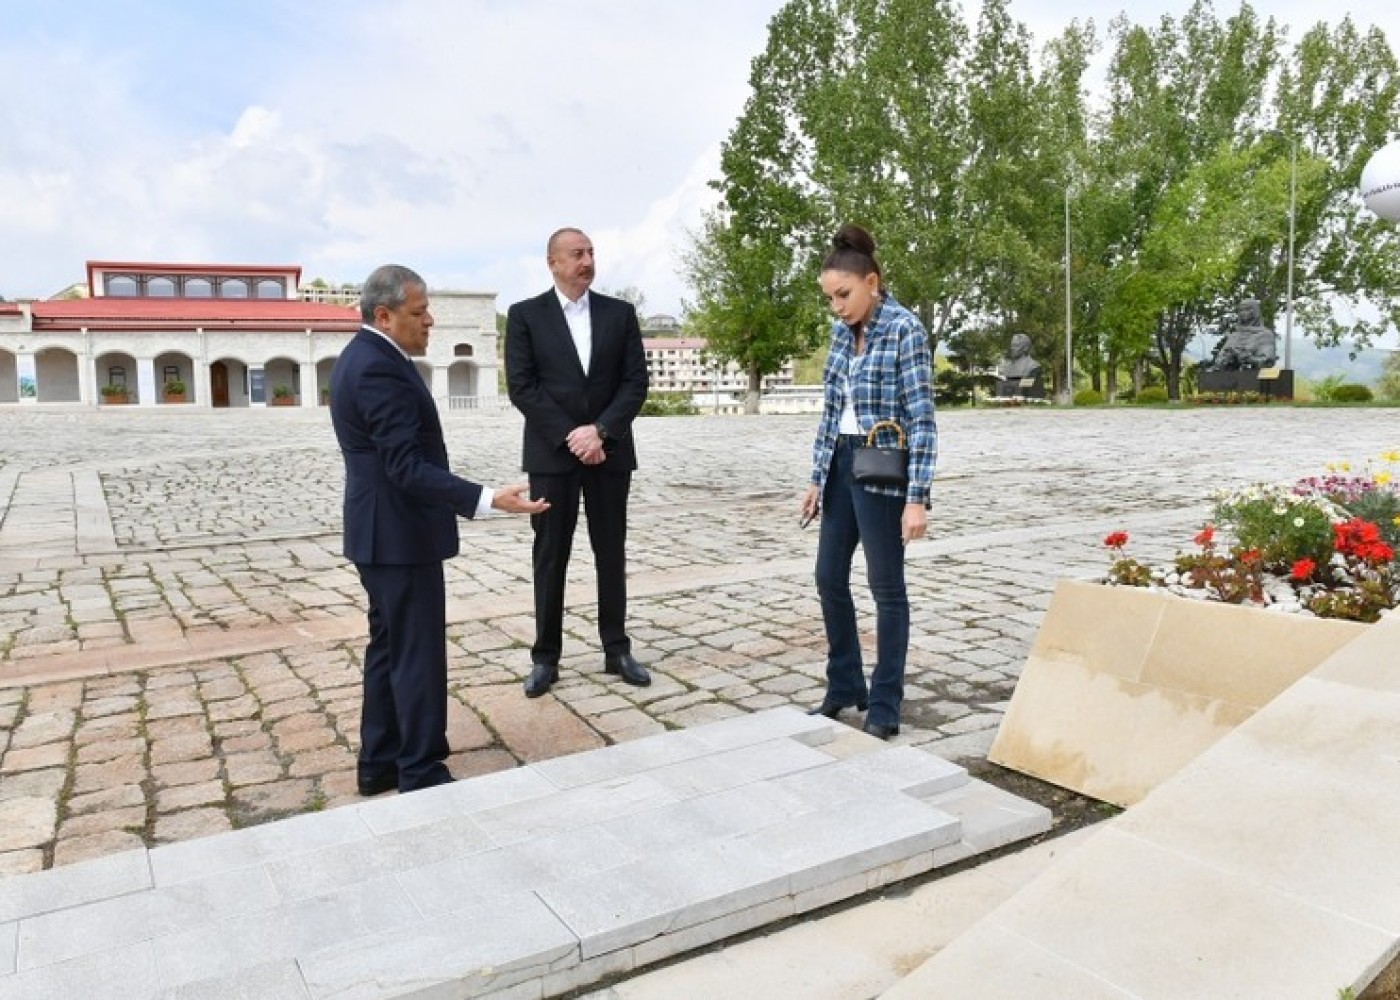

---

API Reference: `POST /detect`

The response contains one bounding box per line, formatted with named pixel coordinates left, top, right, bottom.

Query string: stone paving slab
left=0, top=707, right=1049, bottom=999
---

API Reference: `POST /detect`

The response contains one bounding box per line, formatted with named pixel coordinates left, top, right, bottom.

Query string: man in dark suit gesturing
left=506, top=228, right=650, bottom=698
left=331, top=264, right=547, bottom=795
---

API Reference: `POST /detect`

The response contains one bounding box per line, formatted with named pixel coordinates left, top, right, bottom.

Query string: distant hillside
left=1290, top=342, right=1395, bottom=387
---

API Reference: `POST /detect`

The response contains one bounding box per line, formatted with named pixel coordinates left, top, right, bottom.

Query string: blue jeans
left=815, top=436, right=910, bottom=728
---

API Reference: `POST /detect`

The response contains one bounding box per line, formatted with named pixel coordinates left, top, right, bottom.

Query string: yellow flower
left=1376, top=471, right=1393, bottom=486
left=1380, top=450, right=1400, bottom=464
left=1339, top=461, right=1351, bottom=472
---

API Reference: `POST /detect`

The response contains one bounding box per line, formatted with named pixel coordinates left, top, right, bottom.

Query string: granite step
left=0, top=707, right=1050, bottom=1000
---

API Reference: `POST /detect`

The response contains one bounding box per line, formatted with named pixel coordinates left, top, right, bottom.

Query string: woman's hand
left=801, top=485, right=821, bottom=527
left=901, top=502, right=926, bottom=545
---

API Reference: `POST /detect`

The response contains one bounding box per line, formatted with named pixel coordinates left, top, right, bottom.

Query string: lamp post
left=1284, top=135, right=1296, bottom=371
left=1063, top=184, right=1073, bottom=403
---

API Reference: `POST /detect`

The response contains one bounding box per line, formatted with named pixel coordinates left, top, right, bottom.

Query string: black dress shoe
left=603, top=652, right=651, bottom=687
left=862, top=721, right=900, bottom=741
left=524, top=662, right=559, bottom=698
left=356, top=770, right=398, bottom=797
left=807, top=698, right=869, bottom=719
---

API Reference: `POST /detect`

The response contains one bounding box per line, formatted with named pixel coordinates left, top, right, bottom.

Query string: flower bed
left=1103, top=451, right=1400, bottom=622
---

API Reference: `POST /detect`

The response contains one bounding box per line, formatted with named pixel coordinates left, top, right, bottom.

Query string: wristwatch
left=594, top=422, right=610, bottom=442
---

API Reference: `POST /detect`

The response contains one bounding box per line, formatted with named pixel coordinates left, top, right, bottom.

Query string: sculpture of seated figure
left=998, top=333, right=1042, bottom=381
left=1207, top=298, right=1278, bottom=371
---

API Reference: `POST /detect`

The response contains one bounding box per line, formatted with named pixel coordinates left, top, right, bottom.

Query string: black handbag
left=851, top=420, right=909, bottom=488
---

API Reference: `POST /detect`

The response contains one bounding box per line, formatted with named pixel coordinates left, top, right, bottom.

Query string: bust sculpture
left=1206, top=298, right=1278, bottom=371
left=998, top=333, right=1042, bottom=380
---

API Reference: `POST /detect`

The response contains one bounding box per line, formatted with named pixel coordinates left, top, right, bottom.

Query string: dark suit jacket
left=505, top=289, right=649, bottom=474
left=330, top=325, right=483, bottom=565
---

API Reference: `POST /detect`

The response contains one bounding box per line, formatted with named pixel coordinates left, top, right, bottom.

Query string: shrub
left=1134, top=386, right=1169, bottom=404
left=640, top=392, right=698, bottom=416
left=163, top=379, right=186, bottom=395
left=1073, top=388, right=1105, bottom=406
left=1331, top=384, right=1373, bottom=403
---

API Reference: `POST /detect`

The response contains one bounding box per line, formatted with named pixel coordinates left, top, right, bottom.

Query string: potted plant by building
left=271, top=384, right=295, bottom=406
left=162, top=378, right=187, bottom=403
left=100, top=383, right=129, bottom=404
left=320, top=386, right=330, bottom=406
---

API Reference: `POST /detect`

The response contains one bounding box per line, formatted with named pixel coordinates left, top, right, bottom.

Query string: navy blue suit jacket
left=330, top=326, right=483, bottom=565
left=505, top=289, right=649, bottom=474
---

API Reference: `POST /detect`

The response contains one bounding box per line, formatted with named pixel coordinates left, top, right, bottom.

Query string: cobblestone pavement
left=1, top=404, right=1398, bottom=875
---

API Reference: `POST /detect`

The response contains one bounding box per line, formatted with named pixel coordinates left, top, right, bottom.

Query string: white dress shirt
left=555, top=288, right=592, bottom=374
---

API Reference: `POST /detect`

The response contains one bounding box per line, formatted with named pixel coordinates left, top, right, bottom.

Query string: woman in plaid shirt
left=800, top=224, right=937, bottom=740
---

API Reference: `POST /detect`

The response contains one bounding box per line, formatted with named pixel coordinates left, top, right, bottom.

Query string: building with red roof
left=0, top=262, right=499, bottom=408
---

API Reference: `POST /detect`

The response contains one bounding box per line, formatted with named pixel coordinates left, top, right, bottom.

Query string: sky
left=1, top=0, right=1395, bottom=322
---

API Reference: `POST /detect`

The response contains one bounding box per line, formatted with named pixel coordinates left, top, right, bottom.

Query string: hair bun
left=832, top=223, right=876, bottom=256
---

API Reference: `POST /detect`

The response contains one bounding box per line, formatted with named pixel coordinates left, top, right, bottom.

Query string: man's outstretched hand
left=491, top=483, right=551, bottom=515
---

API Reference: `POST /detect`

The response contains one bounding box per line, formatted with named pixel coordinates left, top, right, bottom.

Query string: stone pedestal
left=995, top=377, right=1045, bottom=399
left=1198, top=368, right=1294, bottom=400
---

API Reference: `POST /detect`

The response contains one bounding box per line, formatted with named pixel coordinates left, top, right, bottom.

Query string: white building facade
left=0, top=262, right=501, bottom=409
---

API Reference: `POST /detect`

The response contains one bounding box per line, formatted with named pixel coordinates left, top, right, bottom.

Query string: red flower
left=1238, top=548, right=1261, bottom=565
left=1333, top=519, right=1394, bottom=564
left=1290, top=558, right=1315, bottom=581
left=1194, top=524, right=1215, bottom=547
left=1103, top=531, right=1129, bottom=549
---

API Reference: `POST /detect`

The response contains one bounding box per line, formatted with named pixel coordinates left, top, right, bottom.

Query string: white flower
left=1293, top=517, right=1305, bottom=528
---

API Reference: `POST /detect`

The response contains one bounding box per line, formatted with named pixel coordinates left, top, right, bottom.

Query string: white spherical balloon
left=1360, top=140, right=1400, bottom=223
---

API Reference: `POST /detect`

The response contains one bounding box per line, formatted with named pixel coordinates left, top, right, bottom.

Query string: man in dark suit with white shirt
left=505, top=228, right=651, bottom=698
left=331, top=264, right=547, bottom=795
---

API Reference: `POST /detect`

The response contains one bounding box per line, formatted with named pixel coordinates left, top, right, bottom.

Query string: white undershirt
left=556, top=288, right=592, bottom=373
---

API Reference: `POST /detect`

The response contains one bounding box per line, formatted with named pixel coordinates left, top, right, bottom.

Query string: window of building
left=147, top=276, right=176, bottom=297
left=107, top=275, right=138, bottom=297
left=453, top=344, right=474, bottom=358
left=108, top=366, right=126, bottom=387
left=254, top=278, right=284, bottom=299
left=222, top=278, right=249, bottom=299
left=184, top=277, right=213, bottom=298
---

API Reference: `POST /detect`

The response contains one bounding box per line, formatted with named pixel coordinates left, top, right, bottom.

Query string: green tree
left=1376, top=349, right=1400, bottom=401
left=1263, top=17, right=1400, bottom=353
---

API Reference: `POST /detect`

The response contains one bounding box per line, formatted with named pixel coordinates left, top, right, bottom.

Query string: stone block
left=0, top=844, right=150, bottom=923
left=529, top=730, right=714, bottom=789
left=155, top=959, right=312, bottom=1000
left=988, top=578, right=1365, bottom=806
left=149, top=875, right=423, bottom=991
left=470, top=773, right=680, bottom=847
left=0, top=940, right=158, bottom=1000
left=296, top=891, right=577, bottom=1000
left=741, top=792, right=960, bottom=894
left=355, top=765, right=557, bottom=837
left=17, top=866, right=278, bottom=971
left=537, top=837, right=788, bottom=960
left=264, top=812, right=493, bottom=903
left=149, top=807, right=369, bottom=886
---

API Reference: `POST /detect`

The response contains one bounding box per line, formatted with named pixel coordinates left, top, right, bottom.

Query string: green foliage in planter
left=1211, top=483, right=1341, bottom=569
left=163, top=379, right=186, bottom=395
left=640, top=392, right=698, bottom=416
left=1073, top=388, right=1105, bottom=406
left=1134, top=386, right=1169, bottom=404
left=1331, top=383, right=1373, bottom=403
left=100, top=383, right=127, bottom=397
left=272, top=384, right=293, bottom=399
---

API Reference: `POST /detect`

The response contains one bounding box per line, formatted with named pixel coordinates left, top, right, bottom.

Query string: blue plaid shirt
left=810, top=293, right=937, bottom=504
